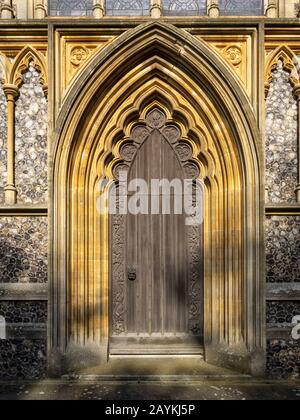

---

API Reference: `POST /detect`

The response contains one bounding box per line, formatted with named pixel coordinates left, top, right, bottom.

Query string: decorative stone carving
left=202, top=38, right=250, bottom=94
left=62, top=38, right=116, bottom=99
left=10, top=46, right=47, bottom=91
left=175, top=143, right=193, bottom=162
left=184, top=162, right=200, bottom=179
left=162, top=125, right=181, bottom=144
left=111, top=214, right=126, bottom=335
left=224, top=45, right=242, bottom=67
left=188, top=225, right=203, bottom=335
left=112, top=108, right=201, bottom=180
left=0, top=81, right=7, bottom=204
left=146, top=108, right=167, bottom=129
left=265, top=45, right=299, bottom=97
left=120, top=143, right=137, bottom=162
left=131, top=125, right=149, bottom=143
left=70, top=46, right=90, bottom=68
left=113, top=163, right=130, bottom=180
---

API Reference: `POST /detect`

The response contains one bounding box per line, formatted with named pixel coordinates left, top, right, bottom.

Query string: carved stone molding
left=0, top=0, right=15, bottom=19
left=265, top=45, right=299, bottom=97
left=59, top=36, right=116, bottom=99
left=111, top=214, right=126, bottom=335
left=201, top=36, right=252, bottom=97
left=266, top=0, right=277, bottom=18
left=112, top=108, right=200, bottom=182
left=208, top=0, right=219, bottom=17
left=8, top=46, right=47, bottom=90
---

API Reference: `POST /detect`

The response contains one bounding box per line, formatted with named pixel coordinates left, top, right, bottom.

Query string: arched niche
left=49, top=22, right=265, bottom=376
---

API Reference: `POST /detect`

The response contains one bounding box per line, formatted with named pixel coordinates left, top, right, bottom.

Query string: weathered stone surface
left=266, top=216, right=300, bottom=283
left=267, top=283, right=300, bottom=300
left=0, top=217, right=48, bottom=283
left=0, top=81, right=7, bottom=204
left=267, top=339, right=300, bottom=379
left=267, top=301, right=300, bottom=324
left=0, top=339, right=47, bottom=379
left=15, top=63, right=48, bottom=204
left=0, top=301, right=47, bottom=324
left=266, top=60, right=298, bottom=203
left=0, top=283, right=48, bottom=300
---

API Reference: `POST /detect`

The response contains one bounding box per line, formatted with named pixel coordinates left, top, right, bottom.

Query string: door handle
left=128, top=267, right=137, bottom=281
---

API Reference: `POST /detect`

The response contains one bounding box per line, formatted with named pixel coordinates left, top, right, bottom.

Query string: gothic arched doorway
left=50, top=22, right=265, bottom=376
left=109, top=108, right=204, bottom=355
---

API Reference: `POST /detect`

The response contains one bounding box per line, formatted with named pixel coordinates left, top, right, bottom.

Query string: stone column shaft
left=3, top=84, right=18, bottom=205
left=93, top=0, right=105, bottom=18
left=208, top=0, right=220, bottom=17
left=150, top=0, right=162, bottom=18
left=0, top=0, right=15, bottom=19
left=293, top=84, right=300, bottom=202
left=266, top=0, right=278, bottom=18
left=35, top=0, right=47, bottom=18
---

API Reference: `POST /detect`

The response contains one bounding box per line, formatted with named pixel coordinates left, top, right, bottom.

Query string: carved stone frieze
left=61, top=36, right=116, bottom=97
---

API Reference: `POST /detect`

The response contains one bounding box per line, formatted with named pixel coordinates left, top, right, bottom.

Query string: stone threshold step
left=61, top=374, right=252, bottom=382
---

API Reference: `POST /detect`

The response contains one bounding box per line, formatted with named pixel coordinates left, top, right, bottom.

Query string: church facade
left=0, top=0, right=299, bottom=380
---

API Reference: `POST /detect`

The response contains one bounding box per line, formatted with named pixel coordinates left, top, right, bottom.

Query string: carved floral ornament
left=112, top=108, right=200, bottom=181
left=223, top=45, right=242, bottom=67
left=70, top=46, right=90, bottom=67
left=0, top=46, right=47, bottom=92
left=265, top=45, right=300, bottom=97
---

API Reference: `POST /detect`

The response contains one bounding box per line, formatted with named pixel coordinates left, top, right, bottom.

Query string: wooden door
left=110, top=109, right=203, bottom=355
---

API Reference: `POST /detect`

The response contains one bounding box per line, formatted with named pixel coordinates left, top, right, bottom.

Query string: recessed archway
left=49, top=22, right=265, bottom=376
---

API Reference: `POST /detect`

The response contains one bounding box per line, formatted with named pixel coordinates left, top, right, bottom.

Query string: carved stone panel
left=111, top=214, right=126, bottom=335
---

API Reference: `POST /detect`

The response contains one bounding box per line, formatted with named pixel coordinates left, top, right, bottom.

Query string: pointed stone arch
left=9, top=46, right=47, bottom=91
left=50, top=22, right=265, bottom=376
left=265, top=45, right=299, bottom=96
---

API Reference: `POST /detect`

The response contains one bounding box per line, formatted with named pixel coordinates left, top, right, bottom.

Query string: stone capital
left=93, top=1, right=105, bottom=18
left=3, top=83, right=19, bottom=100
left=293, top=83, right=300, bottom=100
left=208, top=2, right=220, bottom=18
left=0, top=0, right=15, bottom=19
